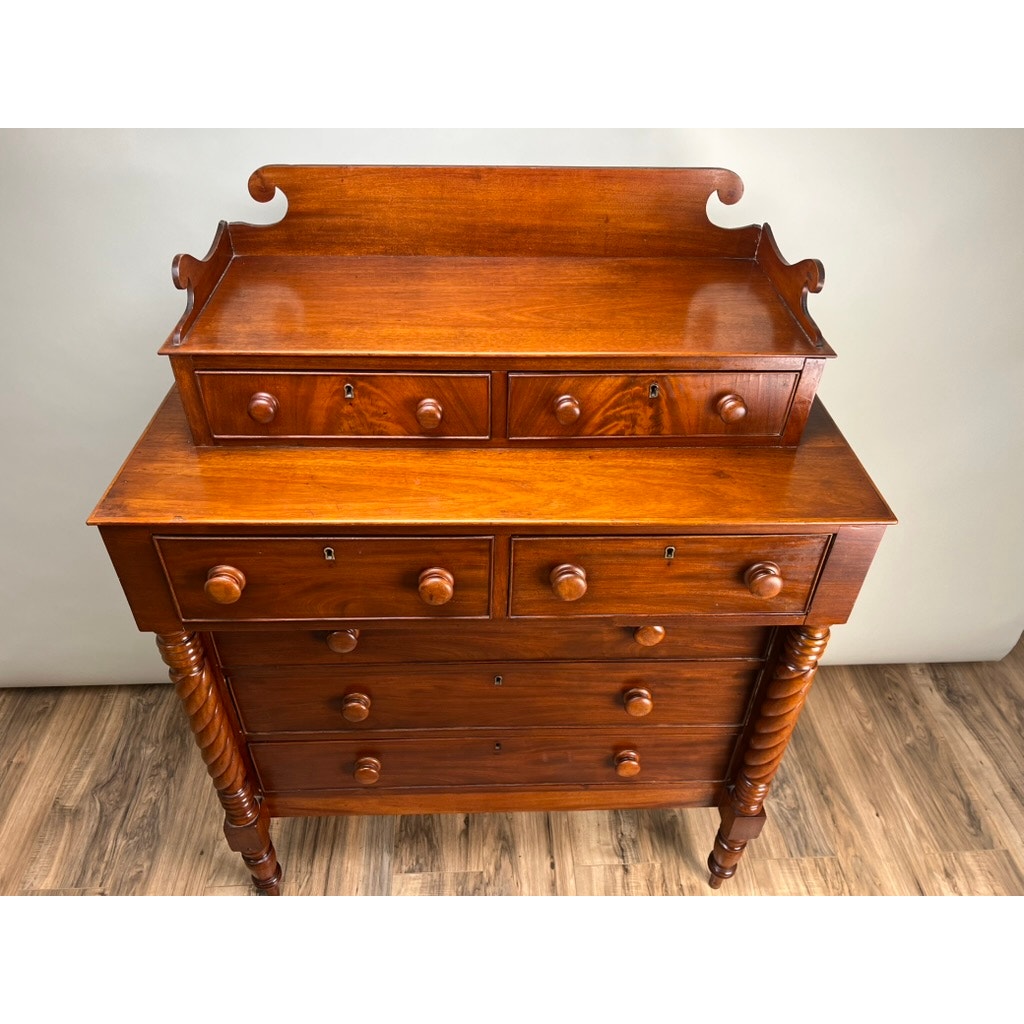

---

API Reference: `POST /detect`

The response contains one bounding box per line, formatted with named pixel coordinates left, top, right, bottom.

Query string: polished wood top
left=89, top=389, right=894, bottom=529
left=167, top=255, right=824, bottom=360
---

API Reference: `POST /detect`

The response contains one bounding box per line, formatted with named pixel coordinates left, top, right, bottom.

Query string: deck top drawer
left=156, top=536, right=492, bottom=622
left=197, top=371, right=491, bottom=441
left=507, top=372, right=799, bottom=440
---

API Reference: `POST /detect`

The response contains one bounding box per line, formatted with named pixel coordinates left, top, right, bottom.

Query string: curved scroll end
left=709, top=168, right=745, bottom=208
left=165, top=221, right=232, bottom=348
left=757, top=223, right=830, bottom=351
left=247, top=166, right=280, bottom=204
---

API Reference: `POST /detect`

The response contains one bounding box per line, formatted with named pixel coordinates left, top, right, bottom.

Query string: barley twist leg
left=156, top=630, right=283, bottom=894
left=708, top=624, right=830, bottom=889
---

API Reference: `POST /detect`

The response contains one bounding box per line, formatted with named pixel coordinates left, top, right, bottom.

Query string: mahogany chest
left=90, top=166, right=893, bottom=893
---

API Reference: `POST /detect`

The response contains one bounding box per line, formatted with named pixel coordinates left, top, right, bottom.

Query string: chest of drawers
left=90, top=166, right=893, bottom=893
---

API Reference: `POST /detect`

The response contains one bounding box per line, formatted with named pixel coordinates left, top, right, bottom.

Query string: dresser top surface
left=90, top=389, right=894, bottom=530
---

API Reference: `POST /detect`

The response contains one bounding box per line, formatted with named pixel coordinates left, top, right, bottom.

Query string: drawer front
left=197, top=371, right=491, bottom=440
left=213, top=623, right=772, bottom=668
left=156, top=536, right=492, bottom=622
left=251, top=728, right=740, bottom=792
left=510, top=535, right=830, bottom=617
left=508, top=372, right=798, bottom=439
left=230, top=661, right=762, bottom=734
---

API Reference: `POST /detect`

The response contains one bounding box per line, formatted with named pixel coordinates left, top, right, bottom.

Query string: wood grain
left=4, top=635, right=1019, bottom=895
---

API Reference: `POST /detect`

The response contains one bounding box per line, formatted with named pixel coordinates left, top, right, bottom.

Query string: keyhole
left=344, top=383, right=355, bottom=399
left=324, top=547, right=335, bottom=561
left=494, top=675, right=503, bottom=686
left=649, top=382, right=660, bottom=399
left=664, top=546, right=675, bottom=560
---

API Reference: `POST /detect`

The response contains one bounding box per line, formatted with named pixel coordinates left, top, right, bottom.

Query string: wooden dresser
left=90, top=166, right=894, bottom=893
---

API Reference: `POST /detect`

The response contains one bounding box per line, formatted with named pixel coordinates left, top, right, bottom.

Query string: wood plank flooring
left=2, top=635, right=1022, bottom=896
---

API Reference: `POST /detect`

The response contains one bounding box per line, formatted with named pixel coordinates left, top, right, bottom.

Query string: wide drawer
left=229, top=661, right=762, bottom=734
left=196, top=371, right=491, bottom=440
left=250, top=728, right=740, bottom=792
left=510, top=535, right=830, bottom=617
left=156, top=536, right=492, bottom=622
left=213, top=622, right=772, bottom=667
left=507, top=372, right=799, bottom=439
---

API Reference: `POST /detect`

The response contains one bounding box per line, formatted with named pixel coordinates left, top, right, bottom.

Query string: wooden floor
left=2, top=634, right=1022, bottom=896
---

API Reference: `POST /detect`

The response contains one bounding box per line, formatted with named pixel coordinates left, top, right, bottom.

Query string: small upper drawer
left=196, top=371, right=490, bottom=440
left=507, top=372, right=798, bottom=439
left=510, top=535, right=830, bottom=617
left=156, top=536, right=492, bottom=622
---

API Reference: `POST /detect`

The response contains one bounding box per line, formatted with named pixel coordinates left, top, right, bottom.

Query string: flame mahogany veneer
left=90, top=166, right=893, bottom=893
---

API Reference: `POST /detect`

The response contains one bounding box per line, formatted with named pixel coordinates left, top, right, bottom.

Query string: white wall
left=1, top=128, right=1021, bottom=685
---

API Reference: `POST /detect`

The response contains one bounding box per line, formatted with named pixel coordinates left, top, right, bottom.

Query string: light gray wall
left=1, top=129, right=1021, bottom=685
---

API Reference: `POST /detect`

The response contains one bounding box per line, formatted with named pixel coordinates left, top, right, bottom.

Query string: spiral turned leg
left=708, top=624, right=831, bottom=889
left=156, top=630, right=283, bottom=895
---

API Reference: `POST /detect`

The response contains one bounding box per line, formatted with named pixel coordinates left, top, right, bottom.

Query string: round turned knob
left=416, top=397, right=444, bottom=430
left=418, top=567, right=455, bottom=605
left=614, top=750, right=642, bottom=778
left=204, top=565, right=246, bottom=604
left=553, top=394, right=582, bottom=425
left=744, top=561, right=783, bottom=599
left=716, top=393, right=748, bottom=423
left=623, top=688, right=654, bottom=718
left=326, top=629, right=360, bottom=654
left=341, top=692, right=372, bottom=723
left=633, top=625, right=666, bottom=647
left=354, top=755, right=382, bottom=785
left=549, top=563, right=587, bottom=602
left=247, top=391, right=279, bottom=424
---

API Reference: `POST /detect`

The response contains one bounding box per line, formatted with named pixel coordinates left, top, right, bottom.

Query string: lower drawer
left=213, top=622, right=771, bottom=667
left=250, top=728, right=741, bottom=792
left=229, top=661, right=762, bottom=733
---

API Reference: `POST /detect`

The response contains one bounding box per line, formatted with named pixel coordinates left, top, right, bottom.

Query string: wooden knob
left=418, top=567, right=455, bottom=605
left=716, top=393, right=747, bottom=423
left=416, top=397, right=444, bottom=430
left=204, top=565, right=246, bottom=604
left=553, top=394, right=581, bottom=425
left=550, top=563, right=587, bottom=602
left=326, top=629, right=360, bottom=654
left=614, top=750, right=641, bottom=778
left=354, top=755, right=381, bottom=785
left=623, top=688, right=654, bottom=718
left=247, top=392, right=279, bottom=424
left=633, top=625, right=666, bottom=647
left=744, top=561, right=783, bottom=598
left=341, top=692, right=372, bottom=723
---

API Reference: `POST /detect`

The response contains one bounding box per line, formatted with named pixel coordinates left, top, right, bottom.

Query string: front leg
left=708, top=624, right=830, bottom=888
left=156, top=630, right=283, bottom=894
